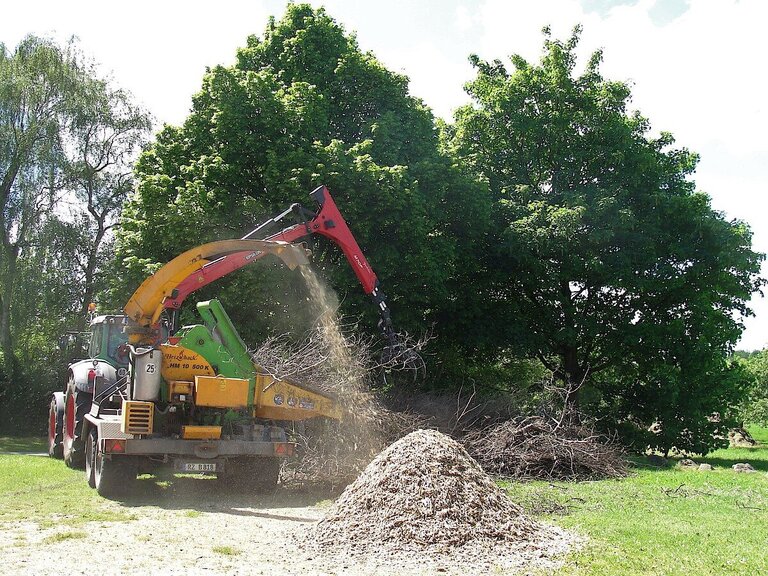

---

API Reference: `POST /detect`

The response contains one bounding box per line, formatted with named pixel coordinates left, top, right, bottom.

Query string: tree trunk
left=0, top=256, right=19, bottom=379
left=79, top=222, right=107, bottom=327
left=561, top=345, right=585, bottom=409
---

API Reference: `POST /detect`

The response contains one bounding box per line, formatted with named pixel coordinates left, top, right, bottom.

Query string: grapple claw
left=381, top=334, right=426, bottom=380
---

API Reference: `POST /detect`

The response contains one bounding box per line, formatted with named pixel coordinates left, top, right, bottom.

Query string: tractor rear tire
left=63, top=384, right=92, bottom=470
left=94, top=433, right=137, bottom=498
left=48, top=393, right=65, bottom=459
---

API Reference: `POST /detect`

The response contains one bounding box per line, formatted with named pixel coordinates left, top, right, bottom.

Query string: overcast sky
left=3, top=0, right=766, bottom=349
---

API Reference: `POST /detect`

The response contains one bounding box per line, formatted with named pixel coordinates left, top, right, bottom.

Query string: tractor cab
left=88, top=315, right=130, bottom=368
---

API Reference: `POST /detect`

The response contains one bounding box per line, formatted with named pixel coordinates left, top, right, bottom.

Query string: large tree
left=115, top=4, right=489, bottom=356
left=735, top=349, right=768, bottom=427
left=67, top=77, right=151, bottom=320
left=451, top=28, right=764, bottom=451
left=0, top=35, right=150, bottom=428
left=0, top=35, right=81, bottom=370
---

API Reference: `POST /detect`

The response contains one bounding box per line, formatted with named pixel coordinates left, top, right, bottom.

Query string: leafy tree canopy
left=735, top=349, right=768, bottom=427
left=115, top=4, right=489, bottom=352
left=0, top=35, right=150, bottom=430
left=450, top=26, right=765, bottom=452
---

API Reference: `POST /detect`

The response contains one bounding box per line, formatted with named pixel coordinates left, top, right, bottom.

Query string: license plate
left=181, top=462, right=216, bottom=472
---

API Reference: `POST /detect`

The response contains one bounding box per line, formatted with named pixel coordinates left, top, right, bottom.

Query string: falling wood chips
left=303, top=429, right=579, bottom=574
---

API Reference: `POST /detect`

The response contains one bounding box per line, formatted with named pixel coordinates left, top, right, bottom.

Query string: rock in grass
left=646, top=454, right=669, bottom=467
left=678, top=459, right=697, bottom=468
left=728, top=428, right=757, bottom=448
left=732, top=463, right=756, bottom=473
left=698, top=463, right=713, bottom=471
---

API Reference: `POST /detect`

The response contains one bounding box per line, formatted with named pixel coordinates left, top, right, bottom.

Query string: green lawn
left=502, top=426, right=768, bottom=576
left=1, top=432, right=766, bottom=575
left=0, top=436, right=47, bottom=453
left=0, top=448, right=136, bottom=525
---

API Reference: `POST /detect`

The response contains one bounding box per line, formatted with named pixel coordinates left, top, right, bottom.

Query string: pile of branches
left=250, top=324, right=427, bottom=486
left=253, top=323, right=626, bottom=484
left=250, top=326, right=428, bottom=397
left=387, top=383, right=626, bottom=481
left=463, top=414, right=627, bottom=481
left=252, top=264, right=625, bottom=484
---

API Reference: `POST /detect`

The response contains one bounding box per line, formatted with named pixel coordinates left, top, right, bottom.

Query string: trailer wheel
left=63, top=383, right=92, bottom=469
left=253, top=458, right=281, bottom=490
left=47, top=393, right=65, bottom=459
left=94, top=434, right=137, bottom=498
left=85, top=428, right=97, bottom=489
left=222, top=457, right=281, bottom=492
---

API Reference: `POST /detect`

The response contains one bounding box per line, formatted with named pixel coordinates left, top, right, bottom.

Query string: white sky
left=3, top=0, right=766, bottom=350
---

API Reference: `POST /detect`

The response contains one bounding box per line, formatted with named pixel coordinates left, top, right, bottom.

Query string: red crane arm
left=303, top=185, right=378, bottom=294
left=160, top=186, right=381, bottom=313
left=141, top=185, right=420, bottom=373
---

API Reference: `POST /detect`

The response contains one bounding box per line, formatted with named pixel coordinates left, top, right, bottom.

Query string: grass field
left=0, top=448, right=136, bottom=526
left=1, top=430, right=766, bottom=575
left=502, top=426, right=768, bottom=576
left=0, top=436, right=47, bottom=453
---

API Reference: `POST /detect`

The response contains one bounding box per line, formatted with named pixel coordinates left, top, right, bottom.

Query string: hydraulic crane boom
left=124, top=185, right=398, bottom=349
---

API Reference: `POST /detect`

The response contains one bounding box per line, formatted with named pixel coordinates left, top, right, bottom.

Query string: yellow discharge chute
left=124, top=239, right=309, bottom=327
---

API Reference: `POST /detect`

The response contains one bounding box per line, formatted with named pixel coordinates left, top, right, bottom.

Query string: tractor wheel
left=48, top=393, right=65, bottom=459
left=85, top=428, right=97, bottom=488
left=63, top=383, right=92, bottom=469
left=94, top=433, right=137, bottom=498
left=220, top=457, right=281, bottom=492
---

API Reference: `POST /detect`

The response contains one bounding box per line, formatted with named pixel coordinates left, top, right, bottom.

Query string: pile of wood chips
left=305, top=429, right=576, bottom=573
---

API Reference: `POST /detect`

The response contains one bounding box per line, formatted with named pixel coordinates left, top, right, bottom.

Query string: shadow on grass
left=627, top=439, right=768, bottom=473
left=110, top=474, right=343, bottom=518
left=696, top=453, right=768, bottom=472
left=626, top=455, right=674, bottom=470
left=0, top=436, right=47, bottom=453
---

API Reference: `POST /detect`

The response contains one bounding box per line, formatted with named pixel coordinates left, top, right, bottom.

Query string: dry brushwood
left=254, top=266, right=623, bottom=485
left=251, top=328, right=390, bottom=484
left=251, top=324, right=428, bottom=485
left=385, top=385, right=522, bottom=436
left=463, top=414, right=627, bottom=480
left=250, top=266, right=427, bottom=485
left=305, top=429, right=576, bottom=572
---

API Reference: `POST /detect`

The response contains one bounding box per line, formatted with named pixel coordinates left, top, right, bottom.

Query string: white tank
left=130, top=347, right=162, bottom=401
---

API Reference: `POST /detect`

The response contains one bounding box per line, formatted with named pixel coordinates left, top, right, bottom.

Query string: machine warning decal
left=273, top=394, right=284, bottom=405
left=287, top=396, right=297, bottom=407
left=299, top=398, right=316, bottom=410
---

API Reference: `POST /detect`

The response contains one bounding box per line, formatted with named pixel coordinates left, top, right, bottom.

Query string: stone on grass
left=732, top=463, right=755, bottom=473
left=646, top=454, right=669, bottom=467
left=697, top=463, right=713, bottom=471
left=728, top=428, right=757, bottom=448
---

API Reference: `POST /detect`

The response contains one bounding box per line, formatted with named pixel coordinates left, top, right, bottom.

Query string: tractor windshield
left=106, top=324, right=129, bottom=365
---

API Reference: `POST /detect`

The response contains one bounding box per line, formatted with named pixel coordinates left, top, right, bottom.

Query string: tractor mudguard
left=69, top=360, right=120, bottom=394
